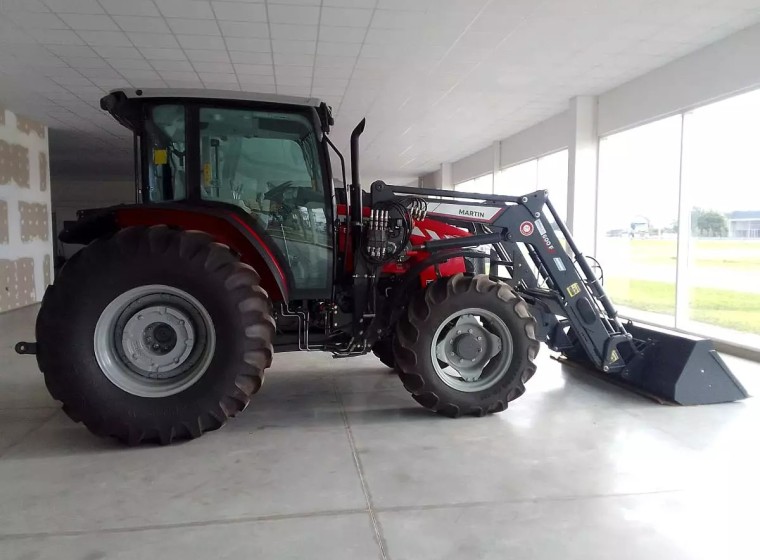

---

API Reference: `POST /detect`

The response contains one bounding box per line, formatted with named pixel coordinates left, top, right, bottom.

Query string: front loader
left=16, top=88, right=748, bottom=445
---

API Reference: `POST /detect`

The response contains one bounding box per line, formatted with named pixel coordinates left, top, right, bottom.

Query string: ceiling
left=1, top=0, right=759, bottom=184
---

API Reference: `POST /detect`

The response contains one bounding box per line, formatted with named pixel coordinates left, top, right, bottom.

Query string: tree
left=691, top=208, right=727, bottom=237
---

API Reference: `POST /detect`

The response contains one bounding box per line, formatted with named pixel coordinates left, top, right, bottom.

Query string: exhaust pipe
left=349, top=119, right=367, bottom=338
left=349, top=118, right=366, bottom=226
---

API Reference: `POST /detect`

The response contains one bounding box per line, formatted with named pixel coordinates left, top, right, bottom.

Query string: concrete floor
left=1, top=304, right=759, bottom=560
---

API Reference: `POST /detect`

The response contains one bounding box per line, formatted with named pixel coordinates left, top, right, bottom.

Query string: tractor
left=16, top=89, right=748, bottom=445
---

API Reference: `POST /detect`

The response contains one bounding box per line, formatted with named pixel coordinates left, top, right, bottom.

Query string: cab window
left=144, top=104, right=186, bottom=201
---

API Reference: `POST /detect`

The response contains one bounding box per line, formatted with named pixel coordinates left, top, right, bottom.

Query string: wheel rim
left=430, top=307, right=513, bottom=393
left=94, top=285, right=216, bottom=398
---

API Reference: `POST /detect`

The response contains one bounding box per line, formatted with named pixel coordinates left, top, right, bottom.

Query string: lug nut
left=468, top=329, right=473, bottom=334
left=477, top=336, right=482, bottom=340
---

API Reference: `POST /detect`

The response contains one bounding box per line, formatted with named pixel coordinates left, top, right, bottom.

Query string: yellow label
left=203, top=162, right=212, bottom=185
left=610, top=349, right=620, bottom=363
left=153, top=149, right=167, bottom=165
left=567, top=282, right=581, bottom=298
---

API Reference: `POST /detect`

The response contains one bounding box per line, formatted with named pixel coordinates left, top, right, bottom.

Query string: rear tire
left=393, top=274, right=540, bottom=417
left=36, top=226, right=275, bottom=445
left=372, top=336, right=397, bottom=370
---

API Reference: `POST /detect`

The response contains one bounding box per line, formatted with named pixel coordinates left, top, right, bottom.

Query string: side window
left=199, top=107, right=331, bottom=292
left=144, top=105, right=186, bottom=202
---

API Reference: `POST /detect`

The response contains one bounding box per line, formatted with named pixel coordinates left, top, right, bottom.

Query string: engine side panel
left=382, top=215, right=470, bottom=284
left=335, top=203, right=469, bottom=285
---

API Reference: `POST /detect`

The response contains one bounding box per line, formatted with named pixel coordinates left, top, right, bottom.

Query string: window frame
left=595, top=97, right=760, bottom=354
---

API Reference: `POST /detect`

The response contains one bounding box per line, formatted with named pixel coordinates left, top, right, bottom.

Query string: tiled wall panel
left=0, top=107, right=52, bottom=313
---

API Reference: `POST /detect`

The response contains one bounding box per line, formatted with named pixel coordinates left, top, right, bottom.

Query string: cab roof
left=100, top=88, right=333, bottom=134
left=103, top=88, right=322, bottom=108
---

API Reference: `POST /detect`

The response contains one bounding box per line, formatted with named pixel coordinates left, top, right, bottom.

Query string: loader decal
left=567, top=282, right=581, bottom=298
left=534, top=219, right=555, bottom=252
left=458, top=208, right=486, bottom=218
left=519, top=221, right=534, bottom=236
left=426, top=202, right=504, bottom=223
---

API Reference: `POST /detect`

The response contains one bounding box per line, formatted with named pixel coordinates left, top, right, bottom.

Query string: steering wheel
left=264, top=181, right=324, bottom=206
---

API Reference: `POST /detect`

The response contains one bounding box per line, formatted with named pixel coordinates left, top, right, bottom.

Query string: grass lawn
left=605, top=277, right=760, bottom=334
left=612, top=238, right=760, bottom=270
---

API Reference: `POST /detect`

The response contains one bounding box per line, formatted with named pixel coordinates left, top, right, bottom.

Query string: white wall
left=51, top=179, right=135, bottom=258
left=0, top=107, right=52, bottom=312
left=420, top=167, right=442, bottom=189
left=452, top=145, right=493, bottom=185
left=598, top=24, right=760, bottom=136
left=499, top=111, right=570, bottom=169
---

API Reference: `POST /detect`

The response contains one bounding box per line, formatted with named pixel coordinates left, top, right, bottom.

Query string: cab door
left=196, top=105, right=333, bottom=297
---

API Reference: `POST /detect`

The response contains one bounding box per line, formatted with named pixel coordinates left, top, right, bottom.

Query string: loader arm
left=372, top=182, right=627, bottom=372
left=370, top=181, right=748, bottom=405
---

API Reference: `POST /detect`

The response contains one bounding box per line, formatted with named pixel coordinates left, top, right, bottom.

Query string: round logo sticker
left=519, top=221, right=534, bottom=236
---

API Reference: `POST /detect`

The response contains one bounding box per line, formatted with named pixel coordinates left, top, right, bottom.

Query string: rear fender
left=60, top=205, right=288, bottom=301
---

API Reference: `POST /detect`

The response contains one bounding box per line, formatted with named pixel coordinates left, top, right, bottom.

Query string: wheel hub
left=94, top=285, right=216, bottom=398
left=121, top=305, right=195, bottom=377
left=433, top=311, right=512, bottom=388
left=150, top=323, right=177, bottom=349
left=453, top=333, right=481, bottom=360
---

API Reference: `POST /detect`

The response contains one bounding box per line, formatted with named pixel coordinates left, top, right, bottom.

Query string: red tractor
left=17, top=89, right=747, bottom=445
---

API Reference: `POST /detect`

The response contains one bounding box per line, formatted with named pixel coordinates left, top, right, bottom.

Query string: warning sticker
left=534, top=219, right=547, bottom=236
left=519, top=221, right=534, bottom=236
left=553, top=257, right=566, bottom=271
left=567, top=282, right=581, bottom=297
left=610, top=349, right=620, bottom=363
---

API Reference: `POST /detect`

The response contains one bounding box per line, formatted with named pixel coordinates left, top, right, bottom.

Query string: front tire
left=393, top=274, right=540, bottom=417
left=36, top=226, right=275, bottom=445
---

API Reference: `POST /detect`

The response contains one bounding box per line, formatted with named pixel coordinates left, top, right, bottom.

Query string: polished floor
left=0, top=304, right=758, bottom=559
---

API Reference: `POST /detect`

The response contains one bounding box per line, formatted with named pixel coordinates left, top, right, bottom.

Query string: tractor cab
left=101, top=89, right=337, bottom=297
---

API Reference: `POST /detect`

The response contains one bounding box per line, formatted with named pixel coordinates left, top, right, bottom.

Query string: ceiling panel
left=0, top=0, right=758, bottom=183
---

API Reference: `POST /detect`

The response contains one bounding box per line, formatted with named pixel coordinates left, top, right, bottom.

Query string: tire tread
left=394, top=273, right=540, bottom=418
left=36, top=225, right=274, bottom=445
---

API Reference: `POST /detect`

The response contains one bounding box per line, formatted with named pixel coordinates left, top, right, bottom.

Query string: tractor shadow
left=4, top=366, right=433, bottom=458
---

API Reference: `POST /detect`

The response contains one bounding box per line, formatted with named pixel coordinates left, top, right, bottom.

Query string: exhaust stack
left=349, top=118, right=366, bottom=226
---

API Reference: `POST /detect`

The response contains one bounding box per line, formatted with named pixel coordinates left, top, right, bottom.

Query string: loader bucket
left=618, top=323, right=749, bottom=405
